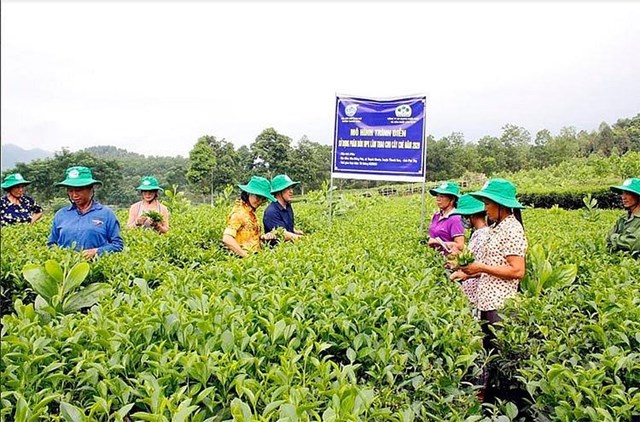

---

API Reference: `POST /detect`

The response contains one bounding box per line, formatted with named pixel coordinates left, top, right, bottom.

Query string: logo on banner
left=345, top=104, right=358, bottom=117
left=395, top=104, right=412, bottom=117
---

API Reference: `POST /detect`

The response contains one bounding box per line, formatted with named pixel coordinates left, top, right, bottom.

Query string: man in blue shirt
left=263, top=174, right=304, bottom=242
left=48, top=166, right=123, bottom=259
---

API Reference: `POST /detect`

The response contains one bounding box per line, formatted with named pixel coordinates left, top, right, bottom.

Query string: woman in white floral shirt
left=457, top=178, right=527, bottom=402
left=448, top=194, right=491, bottom=312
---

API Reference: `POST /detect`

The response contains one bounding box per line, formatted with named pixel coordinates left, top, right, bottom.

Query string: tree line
left=3, top=113, right=638, bottom=207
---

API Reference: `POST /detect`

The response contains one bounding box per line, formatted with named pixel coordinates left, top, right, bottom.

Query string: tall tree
left=250, top=128, right=292, bottom=177
left=235, top=145, right=255, bottom=183
left=499, top=124, right=530, bottom=171
left=529, top=129, right=552, bottom=168
left=288, top=136, right=331, bottom=193
left=545, top=127, right=580, bottom=166
left=187, top=136, right=217, bottom=198
left=611, top=113, right=640, bottom=153
left=476, top=135, right=506, bottom=175
left=595, top=122, right=616, bottom=156
left=208, top=137, right=239, bottom=192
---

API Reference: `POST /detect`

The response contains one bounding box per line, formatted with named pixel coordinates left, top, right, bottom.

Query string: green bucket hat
left=610, top=178, right=640, bottom=196
left=451, top=194, right=486, bottom=216
left=1, top=173, right=32, bottom=189
left=429, top=181, right=461, bottom=198
left=470, top=178, right=525, bottom=209
left=136, top=176, right=164, bottom=192
left=238, top=176, right=276, bottom=202
left=55, top=166, right=102, bottom=188
left=270, top=174, right=300, bottom=193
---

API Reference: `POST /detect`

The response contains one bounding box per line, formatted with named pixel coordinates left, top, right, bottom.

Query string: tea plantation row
left=1, top=194, right=638, bottom=421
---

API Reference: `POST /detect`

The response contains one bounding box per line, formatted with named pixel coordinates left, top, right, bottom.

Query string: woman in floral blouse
left=222, top=176, right=277, bottom=258
left=448, top=194, right=491, bottom=313
left=457, top=178, right=527, bottom=402
left=0, top=173, right=43, bottom=227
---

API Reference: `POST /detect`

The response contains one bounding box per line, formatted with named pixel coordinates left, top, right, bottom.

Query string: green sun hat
left=55, top=166, right=102, bottom=188
left=451, top=194, right=486, bottom=216
left=270, top=174, right=300, bottom=193
left=238, top=176, right=276, bottom=202
left=469, top=178, right=525, bottom=209
left=136, top=176, right=164, bottom=192
left=610, top=178, right=640, bottom=196
left=429, top=181, right=461, bottom=198
left=1, top=173, right=32, bottom=189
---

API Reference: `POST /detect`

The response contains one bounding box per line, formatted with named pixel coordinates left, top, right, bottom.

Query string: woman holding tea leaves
left=447, top=194, right=490, bottom=311
left=222, top=176, right=277, bottom=258
left=426, top=181, right=465, bottom=256
left=451, top=178, right=527, bottom=402
left=127, top=176, right=170, bottom=234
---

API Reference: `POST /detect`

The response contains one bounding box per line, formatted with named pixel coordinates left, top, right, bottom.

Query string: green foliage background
left=2, top=113, right=638, bottom=208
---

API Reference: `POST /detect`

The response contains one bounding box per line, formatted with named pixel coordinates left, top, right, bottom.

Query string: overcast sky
left=2, top=1, right=640, bottom=157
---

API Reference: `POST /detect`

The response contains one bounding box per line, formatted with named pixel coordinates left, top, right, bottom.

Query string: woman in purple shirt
left=427, top=181, right=465, bottom=256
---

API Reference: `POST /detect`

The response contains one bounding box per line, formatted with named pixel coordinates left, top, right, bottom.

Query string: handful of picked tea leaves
left=456, top=248, right=475, bottom=267
left=143, top=210, right=163, bottom=223
left=446, top=247, right=476, bottom=270
left=273, top=227, right=287, bottom=242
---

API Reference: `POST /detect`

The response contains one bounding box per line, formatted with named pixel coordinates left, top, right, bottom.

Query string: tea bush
left=1, top=196, right=638, bottom=420
left=1, top=196, right=486, bottom=420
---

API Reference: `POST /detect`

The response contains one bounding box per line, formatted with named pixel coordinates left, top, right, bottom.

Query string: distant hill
left=82, top=145, right=146, bottom=159
left=1, top=143, right=53, bottom=171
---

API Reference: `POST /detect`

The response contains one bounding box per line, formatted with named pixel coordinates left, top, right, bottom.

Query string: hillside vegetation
left=2, top=113, right=638, bottom=207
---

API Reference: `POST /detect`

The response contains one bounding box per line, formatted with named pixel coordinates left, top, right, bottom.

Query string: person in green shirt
left=607, top=177, right=640, bottom=258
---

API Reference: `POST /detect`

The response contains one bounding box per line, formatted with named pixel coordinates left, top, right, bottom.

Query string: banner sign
left=332, top=94, right=427, bottom=182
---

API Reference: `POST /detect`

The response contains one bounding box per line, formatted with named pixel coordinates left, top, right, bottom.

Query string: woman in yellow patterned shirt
left=222, top=176, right=277, bottom=257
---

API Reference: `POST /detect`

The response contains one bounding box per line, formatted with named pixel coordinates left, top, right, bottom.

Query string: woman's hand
left=449, top=270, right=468, bottom=282
left=136, top=216, right=149, bottom=226
left=82, top=248, right=98, bottom=260
left=460, top=262, right=484, bottom=276
left=461, top=256, right=525, bottom=280
left=448, top=243, right=462, bottom=255
left=261, top=231, right=276, bottom=241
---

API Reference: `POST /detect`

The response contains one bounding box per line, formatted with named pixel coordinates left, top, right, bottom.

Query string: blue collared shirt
left=47, top=201, right=123, bottom=255
left=263, top=200, right=295, bottom=233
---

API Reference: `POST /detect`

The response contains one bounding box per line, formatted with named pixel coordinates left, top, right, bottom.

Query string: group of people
left=426, top=178, right=527, bottom=401
left=424, top=176, right=640, bottom=401
left=1, top=165, right=638, bottom=401
left=221, top=174, right=304, bottom=257
left=0, top=166, right=168, bottom=258
left=0, top=166, right=305, bottom=259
